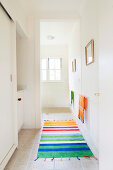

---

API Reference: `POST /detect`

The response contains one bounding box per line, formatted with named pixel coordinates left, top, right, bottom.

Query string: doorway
left=40, top=20, right=76, bottom=117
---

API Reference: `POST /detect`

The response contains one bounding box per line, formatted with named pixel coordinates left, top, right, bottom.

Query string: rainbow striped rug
left=37, top=120, right=93, bottom=158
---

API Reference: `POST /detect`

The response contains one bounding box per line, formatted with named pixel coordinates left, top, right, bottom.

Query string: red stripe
left=42, top=129, right=80, bottom=131
left=43, top=126, right=78, bottom=129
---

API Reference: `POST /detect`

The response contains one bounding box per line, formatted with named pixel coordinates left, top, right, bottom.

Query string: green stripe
left=41, top=135, right=83, bottom=138
left=40, top=139, right=85, bottom=142
left=37, top=150, right=93, bottom=158
left=39, top=145, right=89, bottom=149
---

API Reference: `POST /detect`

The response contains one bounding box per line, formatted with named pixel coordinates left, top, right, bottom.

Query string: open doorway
left=40, top=20, right=76, bottom=119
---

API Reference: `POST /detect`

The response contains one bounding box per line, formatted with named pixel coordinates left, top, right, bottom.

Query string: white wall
left=41, top=45, right=69, bottom=108
left=99, top=0, right=113, bottom=169
left=80, top=0, right=99, bottom=156
left=16, top=20, right=36, bottom=128
left=68, top=20, right=81, bottom=112
left=16, top=19, right=41, bottom=129
left=68, top=0, right=99, bottom=157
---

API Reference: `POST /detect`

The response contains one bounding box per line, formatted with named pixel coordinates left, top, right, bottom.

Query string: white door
left=0, top=6, right=14, bottom=163
left=99, top=0, right=113, bottom=169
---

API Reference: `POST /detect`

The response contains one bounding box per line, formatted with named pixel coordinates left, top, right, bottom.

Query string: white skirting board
left=0, top=144, right=17, bottom=170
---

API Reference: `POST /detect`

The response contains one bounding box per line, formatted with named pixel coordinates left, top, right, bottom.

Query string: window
left=41, top=59, right=47, bottom=81
left=41, top=58, right=62, bottom=82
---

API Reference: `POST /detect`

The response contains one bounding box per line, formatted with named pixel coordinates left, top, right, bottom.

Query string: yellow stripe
left=44, top=120, right=76, bottom=126
left=45, top=120, right=76, bottom=123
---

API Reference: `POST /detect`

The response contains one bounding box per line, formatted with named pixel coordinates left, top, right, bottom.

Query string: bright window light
left=41, top=58, right=62, bottom=82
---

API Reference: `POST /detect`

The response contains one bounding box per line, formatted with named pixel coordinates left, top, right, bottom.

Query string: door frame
left=34, top=18, right=77, bottom=129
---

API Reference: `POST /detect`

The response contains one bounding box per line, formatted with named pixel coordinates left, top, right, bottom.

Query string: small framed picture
left=72, top=59, right=76, bottom=72
left=74, top=59, right=76, bottom=72
left=85, top=39, right=94, bottom=66
left=72, top=61, right=74, bottom=72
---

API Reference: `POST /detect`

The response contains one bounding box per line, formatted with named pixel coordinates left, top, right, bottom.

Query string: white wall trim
left=12, top=21, right=18, bottom=147
left=34, top=19, right=41, bottom=129
left=35, top=18, right=79, bottom=129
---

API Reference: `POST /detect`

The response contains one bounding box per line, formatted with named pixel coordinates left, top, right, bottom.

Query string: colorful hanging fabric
left=71, top=91, right=74, bottom=105
left=78, top=95, right=87, bottom=123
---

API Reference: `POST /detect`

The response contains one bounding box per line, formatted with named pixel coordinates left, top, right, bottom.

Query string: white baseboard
left=0, top=144, right=17, bottom=170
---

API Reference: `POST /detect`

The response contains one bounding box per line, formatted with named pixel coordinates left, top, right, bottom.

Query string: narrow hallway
left=1, top=0, right=113, bottom=170
left=5, top=108, right=99, bottom=170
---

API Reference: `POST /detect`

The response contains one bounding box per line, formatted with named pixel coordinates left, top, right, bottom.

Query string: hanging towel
left=71, top=91, right=74, bottom=105
left=78, top=95, right=87, bottom=123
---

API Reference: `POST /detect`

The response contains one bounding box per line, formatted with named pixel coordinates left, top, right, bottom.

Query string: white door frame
left=35, top=19, right=41, bottom=129
left=34, top=18, right=77, bottom=129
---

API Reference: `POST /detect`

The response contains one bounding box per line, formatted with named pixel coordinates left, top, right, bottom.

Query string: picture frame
left=85, top=39, right=94, bottom=66
left=72, top=59, right=76, bottom=72
left=73, top=59, right=76, bottom=72
left=72, top=61, right=74, bottom=72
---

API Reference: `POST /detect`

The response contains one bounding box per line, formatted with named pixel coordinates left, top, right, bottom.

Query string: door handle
left=94, top=93, right=100, bottom=96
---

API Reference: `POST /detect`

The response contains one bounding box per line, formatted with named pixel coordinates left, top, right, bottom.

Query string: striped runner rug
left=37, top=120, right=93, bottom=158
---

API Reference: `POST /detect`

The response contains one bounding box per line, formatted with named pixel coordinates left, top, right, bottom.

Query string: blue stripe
left=41, top=137, right=84, bottom=140
left=38, top=148, right=90, bottom=152
left=40, top=143, right=87, bottom=146
left=41, top=133, right=81, bottom=136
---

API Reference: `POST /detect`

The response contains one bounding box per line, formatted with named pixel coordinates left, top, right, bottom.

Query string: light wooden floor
left=42, top=107, right=72, bottom=113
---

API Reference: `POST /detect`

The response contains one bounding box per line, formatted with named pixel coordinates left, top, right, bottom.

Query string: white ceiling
left=40, top=21, right=76, bottom=45
left=19, top=0, right=86, bottom=16
left=33, top=0, right=84, bottom=12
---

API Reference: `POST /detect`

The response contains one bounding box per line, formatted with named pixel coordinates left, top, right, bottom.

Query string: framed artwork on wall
left=72, top=61, right=74, bottom=72
left=85, top=39, right=94, bottom=66
left=72, top=59, right=76, bottom=72
left=74, top=59, right=76, bottom=72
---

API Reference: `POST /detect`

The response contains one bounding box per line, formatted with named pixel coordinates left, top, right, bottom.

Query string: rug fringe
left=84, top=155, right=90, bottom=159
left=92, top=155, right=98, bottom=160
left=34, top=157, right=39, bottom=161
left=51, top=156, right=54, bottom=161
left=76, top=156, right=80, bottom=160
left=44, top=157, right=46, bottom=161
